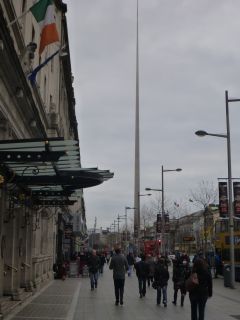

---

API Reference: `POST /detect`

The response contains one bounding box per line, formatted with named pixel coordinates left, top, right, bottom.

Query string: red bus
left=144, top=240, right=160, bottom=256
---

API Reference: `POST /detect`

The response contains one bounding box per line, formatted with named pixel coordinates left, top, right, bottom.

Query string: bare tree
left=141, top=203, right=156, bottom=225
left=190, top=180, right=217, bottom=209
left=189, top=180, right=217, bottom=256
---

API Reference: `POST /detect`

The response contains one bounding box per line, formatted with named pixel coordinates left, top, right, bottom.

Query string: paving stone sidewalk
left=5, top=266, right=240, bottom=320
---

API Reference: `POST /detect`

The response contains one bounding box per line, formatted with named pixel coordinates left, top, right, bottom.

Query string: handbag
left=152, top=281, right=158, bottom=289
left=185, top=272, right=199, bottom=291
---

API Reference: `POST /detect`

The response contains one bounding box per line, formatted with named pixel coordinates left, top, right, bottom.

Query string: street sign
left=183, top=236, right=195, bottom=241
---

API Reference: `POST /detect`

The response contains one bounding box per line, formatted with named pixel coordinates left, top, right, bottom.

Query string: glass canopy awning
left=0, top=137, right=114, bottom=206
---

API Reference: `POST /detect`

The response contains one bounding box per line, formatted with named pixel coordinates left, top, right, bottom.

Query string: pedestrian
left=76, top=256, right=81, bottom=277
left=106, top=252, right=111, bottom=264
left=109, top=247, right=129, bottom=306
left=60, top=262, right=67, bottom=280
left=99, top=253, right=106, bottom=274
left=135, top=254, right=142, bottom=263
left=126, top=252, right=135, bottom=276
left=154, top=257, right=169, bottom=307
left=146, top=254, right=155, bottom=287
left=188, top=258, right=212, bottom=320
left=214, top=252, right=222, bottom=278
left=87, top=249, right=100, bottom=290
left=172, top=258, right=190, bottom=306
left=135, top=254, right=150, bottom=298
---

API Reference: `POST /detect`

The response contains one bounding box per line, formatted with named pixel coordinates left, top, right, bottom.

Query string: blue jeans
left=89, top=272, right=98, bottom=289
left=157, top=285, right=167, bottom=305
left=128, top=265, right=133, bottom=276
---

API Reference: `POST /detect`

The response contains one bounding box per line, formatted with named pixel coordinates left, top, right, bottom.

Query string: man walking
left=109, top=248, right=129, bottom=306
left=154, top=257, right=169, bottom=307
left=87, top=249, right=100, bottom=290
left=135, top=254, right=149, bottom=298
left=126, top=252, right=135, bottom=276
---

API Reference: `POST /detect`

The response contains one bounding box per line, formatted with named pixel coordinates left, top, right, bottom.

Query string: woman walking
left=172, top=258, right=190, bottom=306
left=188, top=258, right=212, bottom=320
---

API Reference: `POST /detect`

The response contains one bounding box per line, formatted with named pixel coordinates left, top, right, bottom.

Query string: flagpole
left=8, top=9, right=30, bottom=27
left=134, top=0, right=140, bottom=252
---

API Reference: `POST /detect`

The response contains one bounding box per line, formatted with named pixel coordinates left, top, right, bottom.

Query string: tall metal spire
left=134, top=0, right=140, bottom=248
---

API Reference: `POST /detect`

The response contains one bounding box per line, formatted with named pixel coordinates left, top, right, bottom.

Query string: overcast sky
left=64, top=0, right=240, bottom=230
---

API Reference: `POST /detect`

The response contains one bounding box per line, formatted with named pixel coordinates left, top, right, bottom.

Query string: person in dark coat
left=172, top=258, right=190, bottom=306
left=154, top=257, right=169, bottom=306
left=87, top=250, right=100, bottom=290
left=189, top=258, right=212, bottom=320
left=99, top=253, right=106, bottom=274
left=135, top=255, right=150, bottom=298
left=109, top=248, right=129, bottom=306
left=126, top=252, right=135, bottom=276
left=146, top=254, right=155, bottom=287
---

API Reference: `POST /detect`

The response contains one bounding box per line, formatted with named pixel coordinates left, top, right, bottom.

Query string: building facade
left=0, top=0, right=113, bottom=309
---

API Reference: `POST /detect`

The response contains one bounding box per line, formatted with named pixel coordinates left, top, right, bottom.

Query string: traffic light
left=156, top=214, right=162, bottom=233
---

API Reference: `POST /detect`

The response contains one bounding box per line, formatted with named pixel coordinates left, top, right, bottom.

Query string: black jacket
left=189, top=269, right=212, bottom=298
left=87, top=255, right=100, bottom=273
left=135, top=261, right=150, bottom=278
left=154, top=263, right=169, bottom=287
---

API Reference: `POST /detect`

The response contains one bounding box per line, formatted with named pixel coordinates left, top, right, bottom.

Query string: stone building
left=0, top=0, right=113, bottom=312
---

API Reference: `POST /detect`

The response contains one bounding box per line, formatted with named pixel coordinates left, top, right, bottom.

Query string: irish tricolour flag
left=30, top=0, right=59, bottom=54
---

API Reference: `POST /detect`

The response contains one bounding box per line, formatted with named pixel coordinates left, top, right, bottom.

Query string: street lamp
left=111, top=220, right=118, bottom=244
left=147, top=167, right=182, bottom=256
left=195, top=89, right=237, bottom=289
left=145, top=188, right=162, bottom=253
left=135, top=193, right=152, bottom=251
left=162, top=167, right=182, bottom=255
left=189, top=198, right=208, bottom=257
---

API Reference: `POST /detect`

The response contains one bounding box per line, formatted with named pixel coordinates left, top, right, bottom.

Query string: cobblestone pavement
left=5, top=266, right=240, bottom=320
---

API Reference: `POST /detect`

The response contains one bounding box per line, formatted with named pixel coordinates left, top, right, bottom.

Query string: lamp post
left=146, top=167, right=182, bottom=255
left=189, top=198, right=208, bottom=257
left=109, top=225, right=115, bottom=248
left=195, top=89, right=237, bottom=289
left=117, top=214, right=127, bottom=246
left=111, top=220, right=118, bottom=244
left=145, top=188, right=162, bottom=254
left=161, top=167, right=182, bottom=255
left=135, top=193, right=151, bottom=252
